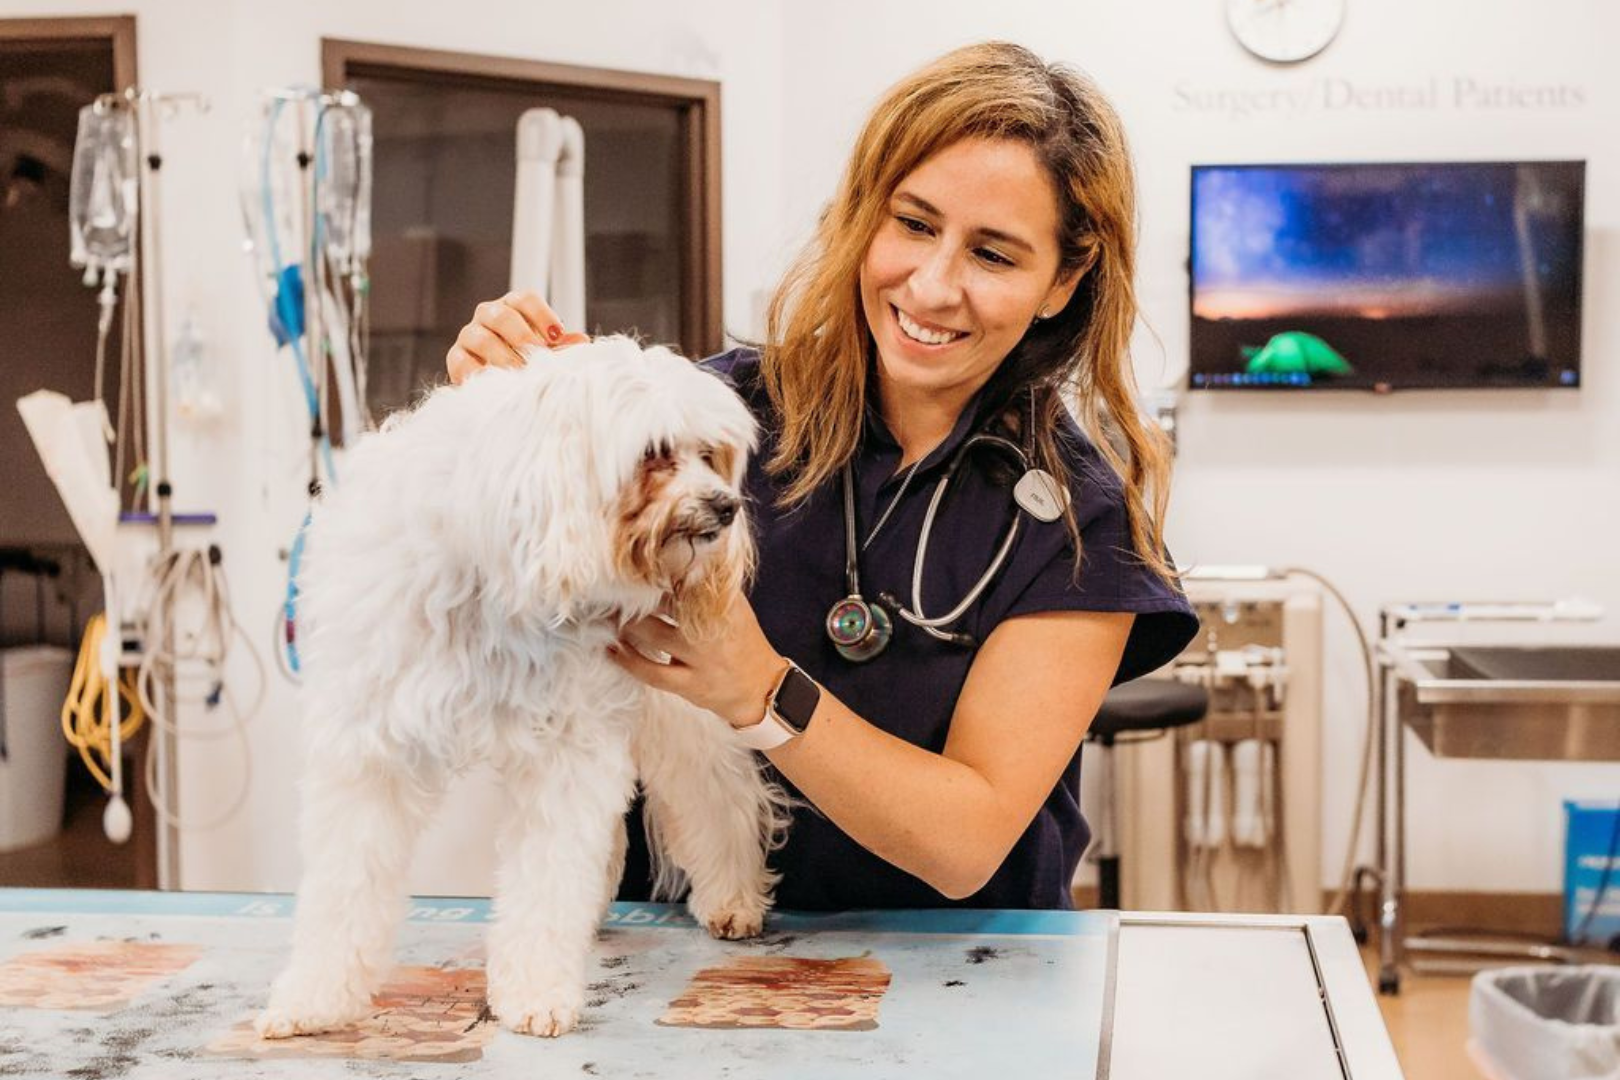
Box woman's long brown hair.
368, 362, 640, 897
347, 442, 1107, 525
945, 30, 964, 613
762, 41, 1177, 584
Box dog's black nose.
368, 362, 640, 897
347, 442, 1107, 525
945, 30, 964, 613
706, 493, 739, 528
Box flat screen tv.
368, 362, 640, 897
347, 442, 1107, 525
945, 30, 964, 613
1188, 161, 1585, 391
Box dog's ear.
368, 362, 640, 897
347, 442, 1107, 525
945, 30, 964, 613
447, 361, 613, 621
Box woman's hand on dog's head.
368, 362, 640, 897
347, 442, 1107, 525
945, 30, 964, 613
446, 291, 591, 385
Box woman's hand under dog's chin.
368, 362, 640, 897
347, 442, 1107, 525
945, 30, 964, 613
607, 592, 787, 729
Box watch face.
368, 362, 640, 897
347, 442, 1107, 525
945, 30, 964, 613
772, 667, 821, 734
1226, 0, 1345, 63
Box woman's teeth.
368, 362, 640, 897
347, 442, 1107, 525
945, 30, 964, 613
896, 308, 964, 346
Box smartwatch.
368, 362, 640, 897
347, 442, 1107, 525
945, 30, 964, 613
735, 661, 821, 751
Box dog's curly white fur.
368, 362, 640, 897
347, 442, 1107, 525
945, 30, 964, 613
257, 337, 785, 1040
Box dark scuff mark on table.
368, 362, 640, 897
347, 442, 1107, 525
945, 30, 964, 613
586, 977, 643, 1009
462, 1000, 495, 1034
64, 982, 216, 1079
747, 931, 800, 952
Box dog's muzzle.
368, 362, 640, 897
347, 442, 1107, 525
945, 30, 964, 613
683, 493, 740, 543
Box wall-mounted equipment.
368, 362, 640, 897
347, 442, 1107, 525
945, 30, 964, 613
1106, 576, 1324, 915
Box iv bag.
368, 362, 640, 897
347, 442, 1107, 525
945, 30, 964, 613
68, 105, 139, 278
317, 102, 373, 273
241, 94, 304, 283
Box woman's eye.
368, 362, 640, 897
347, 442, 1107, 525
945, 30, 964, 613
897, 215, 930, 235
976, 247, 1014, 268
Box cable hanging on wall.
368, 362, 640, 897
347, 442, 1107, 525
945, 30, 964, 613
240, 87, 373, 680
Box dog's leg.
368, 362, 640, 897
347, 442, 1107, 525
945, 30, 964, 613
636, 695, 782, 940
257, 750, 443, 1038
486, 725, 637, 1037
598, 812, 629, 929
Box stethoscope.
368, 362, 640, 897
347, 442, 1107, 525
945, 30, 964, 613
825, 392, 1070, 661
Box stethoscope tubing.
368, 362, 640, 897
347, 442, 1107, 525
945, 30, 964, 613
839, 422, 1032, 649
902, 433, 1024, 631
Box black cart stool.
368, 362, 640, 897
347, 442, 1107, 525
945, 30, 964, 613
1085, 678, 1209, 910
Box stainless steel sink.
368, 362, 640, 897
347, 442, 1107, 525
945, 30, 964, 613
1385, 644, 1620, 761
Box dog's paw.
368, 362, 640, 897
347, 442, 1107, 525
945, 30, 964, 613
489, 986, 583, 1038
254, 998, 370, 1040
695, 895, 767, 940
255, 974, 373, 1039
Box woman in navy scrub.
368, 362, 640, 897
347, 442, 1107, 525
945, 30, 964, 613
446, 42, 1198, 911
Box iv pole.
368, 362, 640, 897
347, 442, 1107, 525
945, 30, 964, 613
127, 86, 206, 890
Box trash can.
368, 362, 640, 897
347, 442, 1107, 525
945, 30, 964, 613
1471, 966, 1620, 1080
0, 646, 74, 852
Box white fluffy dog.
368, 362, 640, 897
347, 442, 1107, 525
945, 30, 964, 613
257, 337, 783, 1040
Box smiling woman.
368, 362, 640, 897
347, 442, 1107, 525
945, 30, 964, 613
448, 41, 1198, 914
860, 137, 1079, 461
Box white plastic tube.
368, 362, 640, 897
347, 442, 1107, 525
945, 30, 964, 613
1232, 738, 1276, 849
1184, 740, 1230, 850
510, 108, 586, 329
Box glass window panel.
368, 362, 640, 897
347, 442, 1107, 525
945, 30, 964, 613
348, 73, 686, 418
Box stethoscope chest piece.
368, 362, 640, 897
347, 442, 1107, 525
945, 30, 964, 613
827, 594, 893, 662
1014, 467, 1068, 523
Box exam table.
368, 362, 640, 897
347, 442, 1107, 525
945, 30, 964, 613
0, 889, 1403, 1078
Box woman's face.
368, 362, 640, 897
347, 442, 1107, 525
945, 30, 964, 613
860, 136, 1078, 414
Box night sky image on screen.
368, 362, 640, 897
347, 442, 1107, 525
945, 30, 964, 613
1189, 162, 1584, 390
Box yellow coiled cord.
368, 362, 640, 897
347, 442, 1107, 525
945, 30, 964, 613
60, 613, 145, 793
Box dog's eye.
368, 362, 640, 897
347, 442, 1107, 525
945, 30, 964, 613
699, 447, 718, 470
641, 442, 676, 473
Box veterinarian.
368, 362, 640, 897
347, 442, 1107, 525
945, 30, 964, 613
446, 42, 1198, 911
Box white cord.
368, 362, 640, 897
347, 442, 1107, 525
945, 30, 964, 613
132, 545, 266, 832
1277, 566, 1377, 915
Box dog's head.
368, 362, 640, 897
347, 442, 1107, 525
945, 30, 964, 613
452, 336, 755, 635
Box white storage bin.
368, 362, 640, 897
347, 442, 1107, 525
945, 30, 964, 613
0, 646, 74, 852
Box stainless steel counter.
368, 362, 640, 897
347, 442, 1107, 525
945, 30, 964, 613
1388, 643, 1620, 761
1376, 628, 1620, 993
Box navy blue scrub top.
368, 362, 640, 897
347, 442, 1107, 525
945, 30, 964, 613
618, 347, 1198, 911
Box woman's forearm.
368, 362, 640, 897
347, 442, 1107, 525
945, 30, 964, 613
764, 689, 1016, 900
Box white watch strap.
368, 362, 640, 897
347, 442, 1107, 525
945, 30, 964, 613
734, 710, 798, 751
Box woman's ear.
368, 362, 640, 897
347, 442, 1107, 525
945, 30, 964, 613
1042, 263, 1086, 320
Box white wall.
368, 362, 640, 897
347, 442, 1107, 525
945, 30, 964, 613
6, 0, 1615, 897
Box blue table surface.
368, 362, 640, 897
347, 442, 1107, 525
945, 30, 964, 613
0, 888, 1114, 1079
